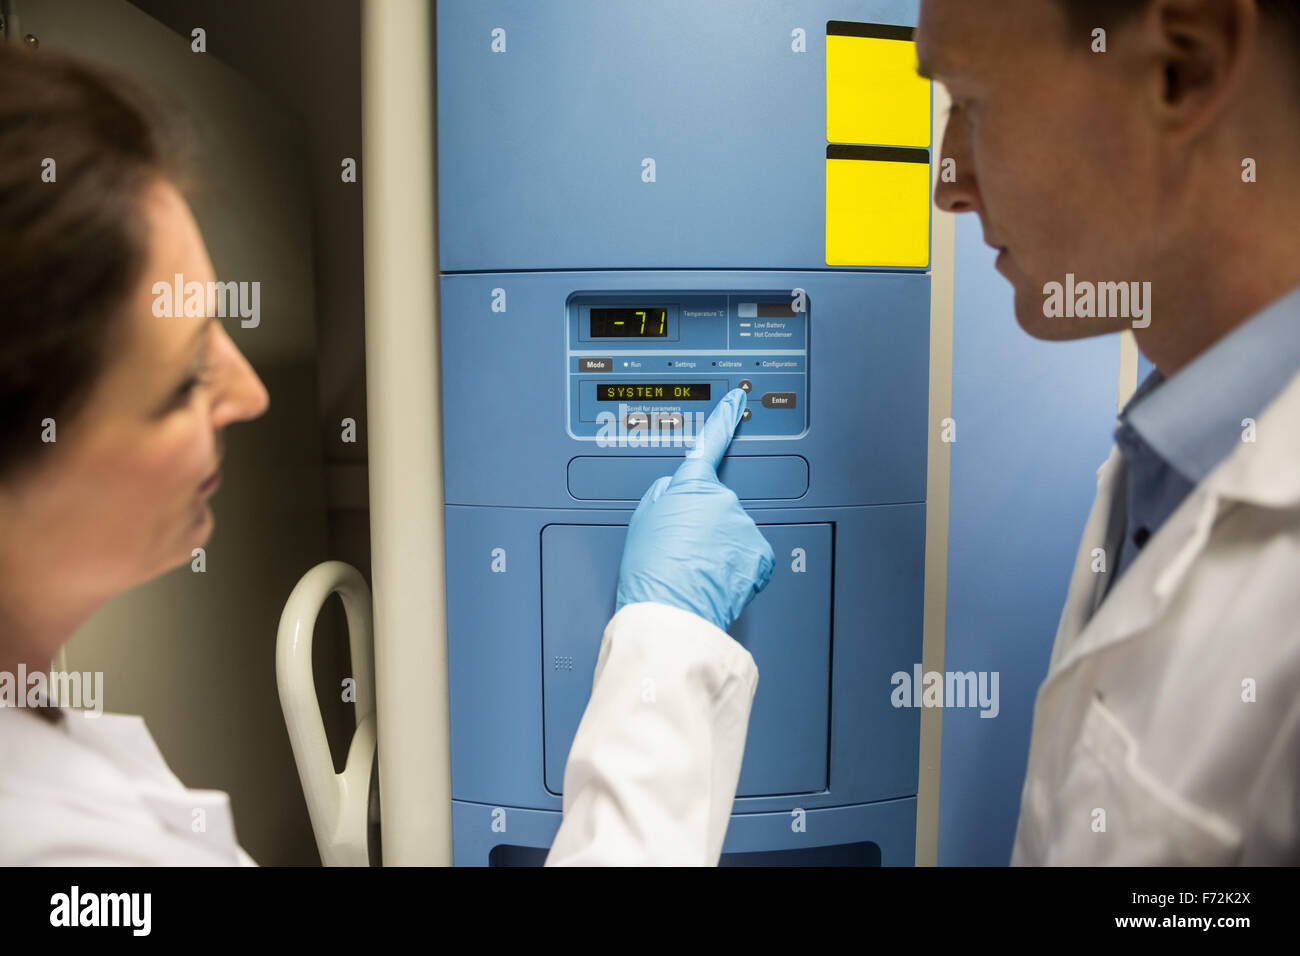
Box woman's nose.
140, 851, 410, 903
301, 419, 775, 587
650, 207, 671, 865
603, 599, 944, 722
211, 325, 269, 426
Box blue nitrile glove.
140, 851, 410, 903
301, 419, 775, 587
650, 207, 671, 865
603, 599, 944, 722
615, 388, 776, 632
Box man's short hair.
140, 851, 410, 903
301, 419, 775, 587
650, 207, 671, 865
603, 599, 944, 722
1059, 0, 1300, 69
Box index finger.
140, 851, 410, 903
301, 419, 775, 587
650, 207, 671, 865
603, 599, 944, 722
684, 387, 746, 471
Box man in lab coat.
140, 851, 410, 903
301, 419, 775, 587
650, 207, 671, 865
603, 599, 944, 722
548, 0, 1300, 865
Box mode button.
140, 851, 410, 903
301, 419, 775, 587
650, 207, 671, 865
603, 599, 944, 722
579, 357, 613, 372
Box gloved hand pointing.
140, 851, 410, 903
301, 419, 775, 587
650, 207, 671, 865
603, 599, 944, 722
615, 388, 776, 632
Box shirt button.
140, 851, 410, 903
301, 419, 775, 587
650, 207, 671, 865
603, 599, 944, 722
1134, 527, 1151, 548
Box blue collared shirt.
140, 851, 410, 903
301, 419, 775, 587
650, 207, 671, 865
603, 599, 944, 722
1106, 284, 1300, 594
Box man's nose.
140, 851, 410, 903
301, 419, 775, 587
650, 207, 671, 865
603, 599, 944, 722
934, 113, 979, 215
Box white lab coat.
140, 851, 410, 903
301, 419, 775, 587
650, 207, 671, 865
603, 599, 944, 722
1011, 366, 1300, 865
550, 368, 1300, 866
0, 706, 256, 865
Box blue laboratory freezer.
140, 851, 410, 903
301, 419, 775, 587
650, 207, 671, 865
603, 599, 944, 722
438, 0, 931, 865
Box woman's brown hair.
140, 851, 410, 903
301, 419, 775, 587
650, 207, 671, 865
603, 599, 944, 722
0, 41, 190, 481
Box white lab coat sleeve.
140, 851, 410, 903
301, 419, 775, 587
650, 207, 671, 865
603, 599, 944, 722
545, 602, 758, 866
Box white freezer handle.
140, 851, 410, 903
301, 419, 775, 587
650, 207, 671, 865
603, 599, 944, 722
276, 561, 376, 867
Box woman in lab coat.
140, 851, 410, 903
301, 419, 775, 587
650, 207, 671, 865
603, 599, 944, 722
0, 45, 268, 864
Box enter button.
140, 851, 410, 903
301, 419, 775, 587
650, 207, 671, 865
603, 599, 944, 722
761, 392, 797, 409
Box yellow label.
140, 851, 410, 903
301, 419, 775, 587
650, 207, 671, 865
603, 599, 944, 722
827, 34, 931, 148
826, 157, 931, 267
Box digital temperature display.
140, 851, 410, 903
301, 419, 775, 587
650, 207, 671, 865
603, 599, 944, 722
590, 308, 668, 338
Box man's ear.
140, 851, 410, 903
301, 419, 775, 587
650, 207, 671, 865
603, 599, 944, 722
1143, 0, 1257, 140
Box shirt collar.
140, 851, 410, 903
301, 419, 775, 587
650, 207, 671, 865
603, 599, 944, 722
1120, 283, 1300, 483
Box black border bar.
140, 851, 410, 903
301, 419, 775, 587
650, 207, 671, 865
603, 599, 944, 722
826, 144, 930, 164
827, 20, 916, 42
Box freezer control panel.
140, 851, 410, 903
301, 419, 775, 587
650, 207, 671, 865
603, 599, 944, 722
566, 291, 809, 441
